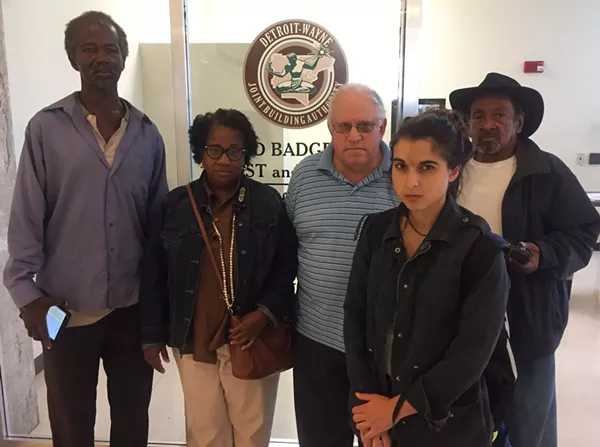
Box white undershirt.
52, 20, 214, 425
457, 156, 517, 236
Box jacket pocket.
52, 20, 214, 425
453, 382, 481, 407
160, 227, 189, 247
414, 263, 462, 317
251, 220, 277, 262
252, 220, 276, 236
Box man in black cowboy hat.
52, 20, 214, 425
451, 73, 600, 447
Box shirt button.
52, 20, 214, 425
241, 249, 247, 255
396, 376, 401, 382
403, 284, 408, 290
108, 223, 114, 227
461, 217, 469, 223
397, 333, 403, 339
238, 221, 244, 227
413, 365, 420, 370
395, 247, 401, 254
401, 420, 407, 425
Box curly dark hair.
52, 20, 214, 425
189, 109, 259, 165
64, 11, 129, 66
390, 108, 475, 199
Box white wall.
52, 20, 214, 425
420, 0, 600, 191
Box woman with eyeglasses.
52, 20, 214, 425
344, 109, 512, 447
140, 109, 297, 447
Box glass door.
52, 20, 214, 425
181, 0, 406, 192
177, 0, 406, 442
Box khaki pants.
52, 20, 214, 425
174, 345, 280, 447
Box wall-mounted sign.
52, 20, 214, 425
243, 19, 348, 129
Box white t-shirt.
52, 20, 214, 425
458, 156, 517, 236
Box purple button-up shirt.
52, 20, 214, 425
3, 93, 168, 311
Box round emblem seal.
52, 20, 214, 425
243, 19, 348, 129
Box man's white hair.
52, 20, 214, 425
327, 83, 387, 124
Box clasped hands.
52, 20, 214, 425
352, 393, 417, 447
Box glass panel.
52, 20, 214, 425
179, 0, 404, 443
184, 1, 403, 193
0, 1, 184, 443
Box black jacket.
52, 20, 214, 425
140, 174, 298, 349
502, 139, 600, 360
344, 199, 511, 447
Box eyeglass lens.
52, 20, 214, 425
333, 121, 377, 134
205, 145, 245, 161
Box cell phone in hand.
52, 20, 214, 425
46, 306, 71, 340
506, 244, 532, 265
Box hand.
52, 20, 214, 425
360, 430, 373, 447
144, 344, 170, 374
507, 242, 540, 275
229, 310, 269, 350
376, 431, 392, 447
19, 295, 66, 350
361, 430, 392, 447
353, 393, 398, 440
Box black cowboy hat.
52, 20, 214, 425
449, 72, 544, 137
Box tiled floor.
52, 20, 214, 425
15, 255, 600, 446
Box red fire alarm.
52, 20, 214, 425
524, 61, 544, 73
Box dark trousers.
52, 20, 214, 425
293, 332, 357, 447
44, 304, 153, 447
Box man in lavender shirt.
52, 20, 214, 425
3, 11, 168, 447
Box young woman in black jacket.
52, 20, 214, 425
344, 109, 511, 447
140, 109, 297, 447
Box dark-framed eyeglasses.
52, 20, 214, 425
205, 145, 246, 161
332, 120, 379, 134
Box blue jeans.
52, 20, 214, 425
502, 354, 557, 447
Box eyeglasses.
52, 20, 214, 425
205, 145, 246, 161
332, 120, 379, 134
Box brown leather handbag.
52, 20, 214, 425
186, 184, 293, 380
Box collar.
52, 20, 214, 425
512, 138, 551, 181
193, 172, 249, 211
204, 176, 242, 210
317, 141, 392, 176
43, 92, 147, 124
79, 97, 131, 123
383, 195, 463, 245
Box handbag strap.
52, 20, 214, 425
185, 183, 225, 296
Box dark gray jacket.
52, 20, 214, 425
501, 139, 600, 360
344, 200, 510, 447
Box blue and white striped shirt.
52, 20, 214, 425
285, 143, 397, 352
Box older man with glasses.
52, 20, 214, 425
285, 83, 397, 447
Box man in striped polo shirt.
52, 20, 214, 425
285, 84, 397, 446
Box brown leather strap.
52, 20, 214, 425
185, 184, 225, 294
